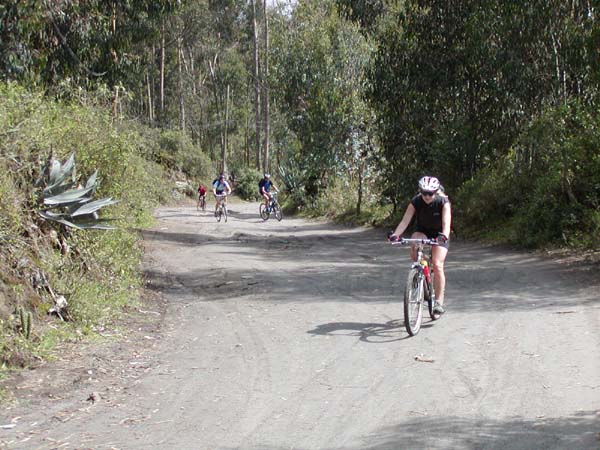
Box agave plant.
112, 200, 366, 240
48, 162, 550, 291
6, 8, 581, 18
36, 153, 118, 230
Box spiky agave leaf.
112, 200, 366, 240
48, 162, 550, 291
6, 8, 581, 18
43, 186, 95, 206
48, 159, 62, 186
48, 153, 75, 186
71, 198, 118, 217
38, 211, 116, 230
44, 154, 77, 196
38, 153, 117, 231
85, 170, 99, 189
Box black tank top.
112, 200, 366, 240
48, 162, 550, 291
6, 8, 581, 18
410, 194, 448, 233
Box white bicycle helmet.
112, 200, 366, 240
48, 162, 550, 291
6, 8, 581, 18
418, 176, 440, 192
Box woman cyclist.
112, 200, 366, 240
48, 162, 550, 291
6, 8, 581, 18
388, 176, 451, 315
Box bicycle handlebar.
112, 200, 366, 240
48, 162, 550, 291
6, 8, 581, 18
391, 238, 439, 246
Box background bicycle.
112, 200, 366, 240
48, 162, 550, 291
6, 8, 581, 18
259, 192, 282, 221
214, 194, 228, 222
197, 195, 206, 211
392, 237, 441, 336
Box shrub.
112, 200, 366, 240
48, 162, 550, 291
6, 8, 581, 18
0, 81, 171, 369
233, 167, 263, 200
455, 101, 600, 249
157, 130, 214, 181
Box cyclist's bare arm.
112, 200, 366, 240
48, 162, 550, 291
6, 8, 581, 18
441, 202, 451, 238
392, 203, 416, 237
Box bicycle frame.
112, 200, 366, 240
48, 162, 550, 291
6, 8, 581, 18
216, 194, 227, 208
267, 192, 278, 210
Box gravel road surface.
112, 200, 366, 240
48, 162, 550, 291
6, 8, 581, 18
2, 199, 599, 449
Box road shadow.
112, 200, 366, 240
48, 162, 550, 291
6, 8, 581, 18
307, 320, 412, 342
142, 222, 599, 314
225, 410, 599, 450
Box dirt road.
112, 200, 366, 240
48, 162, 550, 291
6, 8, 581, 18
2, 199, 599, 449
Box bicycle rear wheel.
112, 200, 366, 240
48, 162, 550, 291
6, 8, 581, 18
404, 268, 424, 336
259, 204, 269, 221
273, 203, 283, 221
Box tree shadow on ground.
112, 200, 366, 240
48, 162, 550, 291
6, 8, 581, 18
224, 410, 599, 450
142, 226, 599, 314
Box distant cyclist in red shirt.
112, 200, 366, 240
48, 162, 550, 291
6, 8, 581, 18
197, 182, 207, 210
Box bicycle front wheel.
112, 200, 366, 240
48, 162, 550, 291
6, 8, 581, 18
216, 208, 222, 222
404, 268, 424, 336
273, 203, 283, 221
259, 204, 269, 221
223, 206, 228, 222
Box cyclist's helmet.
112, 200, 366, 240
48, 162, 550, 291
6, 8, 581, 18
418, 176, 440, 192
264, 173, 270, 179
219, 174, 225, 180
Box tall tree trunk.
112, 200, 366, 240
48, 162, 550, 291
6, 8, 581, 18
190, 49, 196, 96
222, 84, 230, 174
357, 165, 363, 216
160, 21, 165, 116
208, 55, 222, 163
245, 114, 250, 166
146, 71, 153, 122
113, 84, 120, 119
251, 0, 262, 170
262, 0, 270, 174
177, 39, 185, 132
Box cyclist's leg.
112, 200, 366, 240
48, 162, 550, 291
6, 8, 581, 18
262, 192, 270, 207
431, 245, 449, 305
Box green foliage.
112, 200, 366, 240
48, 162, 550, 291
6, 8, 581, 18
234, 167, 263, 201
278, 161, 307, 207
271, 0, 376, 197
456, 101, 600, 248
369, 0, 599, 203
17, 306, 32, 340
0, 81, 171, 368
157, 130, 214, 181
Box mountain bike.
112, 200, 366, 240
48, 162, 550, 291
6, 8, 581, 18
214, 194, 228, 222
197, 194, 206, 211
391, 238, 441, 336
259, 192, 282, 221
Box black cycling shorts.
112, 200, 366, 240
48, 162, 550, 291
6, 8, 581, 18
415, 227, 450, 250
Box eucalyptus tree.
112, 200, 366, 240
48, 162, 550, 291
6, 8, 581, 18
0, 1, 177, 103
271, 0, 375, 201
369, 0, 597, 202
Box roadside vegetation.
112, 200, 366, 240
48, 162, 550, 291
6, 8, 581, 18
0, 82, 185, 381
1, 0, 599, 378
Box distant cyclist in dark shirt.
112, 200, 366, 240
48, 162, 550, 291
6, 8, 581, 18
259, 173, 279, 209
388, 176, 452, 315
